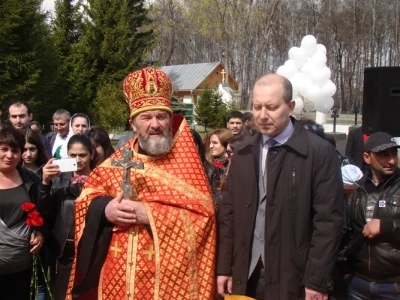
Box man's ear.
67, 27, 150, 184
129, 118, 137, 133
29, 113, 33, 121
363, 151, 371, 165
288, 100, 296, 116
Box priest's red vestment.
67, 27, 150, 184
66, 117, 216, 300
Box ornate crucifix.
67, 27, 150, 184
111, 147, 144, 201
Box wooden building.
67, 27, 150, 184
161, 62, 239, 104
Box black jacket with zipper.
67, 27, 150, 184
345, 167, 400, 283
17, 165, 41, 208
39, 171, 80, 258
17, 165, 51, 237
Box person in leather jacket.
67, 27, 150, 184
344, 132, 400, 298
40, 134, 94, 300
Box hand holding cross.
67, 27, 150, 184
111, 147, 144, 201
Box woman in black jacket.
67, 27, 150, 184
40, 134, 94, 300
0, 127, 45, 300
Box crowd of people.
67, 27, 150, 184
0, 68, 399, 300
0, 100, 117, 300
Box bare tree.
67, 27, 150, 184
149, 0, 399, 113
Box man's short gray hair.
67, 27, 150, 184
52, 109, 71, 121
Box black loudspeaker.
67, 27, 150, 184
362, 67, 400, 136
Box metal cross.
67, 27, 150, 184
111, 147, 144, 201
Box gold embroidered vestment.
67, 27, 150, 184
67, 118, 216, 300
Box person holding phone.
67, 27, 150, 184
40, 134, 94, 300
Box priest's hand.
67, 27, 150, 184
217, 275, 232, 297
105, 192, 149, 226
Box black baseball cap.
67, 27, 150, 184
364, 132, 400, 152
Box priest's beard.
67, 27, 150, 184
138, 130, 173, 156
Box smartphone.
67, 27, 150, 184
53, 158, 78, 172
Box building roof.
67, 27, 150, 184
161, 62, 221, 90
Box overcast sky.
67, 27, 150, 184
42, 0, 55, 13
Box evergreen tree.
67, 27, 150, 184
171, 96, 187, 115
75, 0, 156, 126
53, 0, 82, 58
211, 93, 228, 129
194, 88, 214, 132
29, 25, 64, 126
194, 87, 227, 131
92, 80, 129, 131
51, 0, 84, 113
0, 0, 48, 106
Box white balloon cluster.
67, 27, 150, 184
276, 35, 336, 115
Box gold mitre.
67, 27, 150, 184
123, 67, 173, 119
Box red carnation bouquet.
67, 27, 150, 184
21, 202, 53, 299
21, 202, 44, 227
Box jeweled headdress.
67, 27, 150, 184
123, 67, 173, 119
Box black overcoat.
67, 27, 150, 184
217, 119, 344, 299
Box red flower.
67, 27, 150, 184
21, 202, 43, 228
28, 211, 40, 219
213, 161, 223, 168
21, 202, 36, 212
26, 217, 35, 227
30, 215, 44, 227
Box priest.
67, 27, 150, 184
66, 67, 216, 300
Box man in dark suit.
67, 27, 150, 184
217, 74, 344, 300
